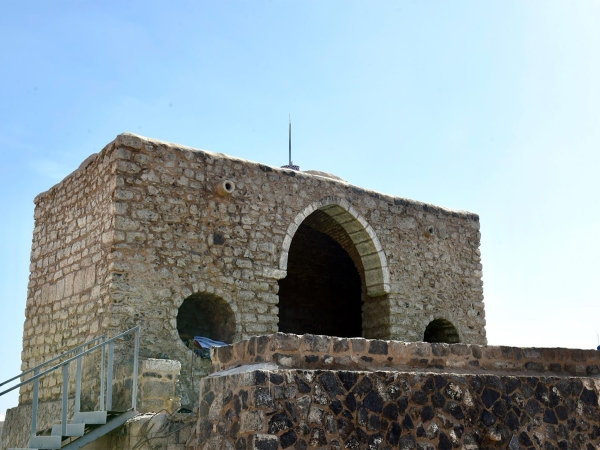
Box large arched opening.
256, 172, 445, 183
278, 198, 391, 338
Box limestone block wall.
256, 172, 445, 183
100, 133, 485, 404
19, 149, 117, 403
103, 133, 484, 345
19, 132, 485, 407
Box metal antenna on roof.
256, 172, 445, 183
281, 115, 299, 171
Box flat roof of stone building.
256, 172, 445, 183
35, 132, 479, 222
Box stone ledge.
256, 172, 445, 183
211, 333, 600, 378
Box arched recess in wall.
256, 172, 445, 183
277, 197, 391, 338
423, 318, 460, 344
176, 292, 236, 348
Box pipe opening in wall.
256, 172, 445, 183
215, 180, 235, 196
177, 292, 235, 347
423, 319, 460, 344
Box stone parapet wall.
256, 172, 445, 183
193, 337, 600, 450
193, 368, 600, 450
212, 334, 600, 379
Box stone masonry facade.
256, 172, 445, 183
20, 132, 485, 408
191, 334, 600, 450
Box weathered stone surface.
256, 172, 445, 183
185, 335, 600, 450
17, 133, 487, 413
13, 134, 600, 450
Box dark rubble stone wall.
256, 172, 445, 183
194, 369, 600, 450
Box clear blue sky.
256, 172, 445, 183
2, 1, 599, 416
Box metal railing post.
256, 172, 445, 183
1, 326, 140, 442
100, 336, 106, 411
75, 347, 82, 414
131, 326, 140, 410
61, 364, 69, 436
30, 367, 40, 438
0, 336, 105, 390
106, 340, 114, 411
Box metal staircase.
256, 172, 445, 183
0, 326, 140, 450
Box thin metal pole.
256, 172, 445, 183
106, 341, 114, 411
100, 336, 106, 410
288, 116, 292, 165
30, 367, 40, 438
61, 364, 69, 436
75, 348, 82, 414
131, 326, 140, 410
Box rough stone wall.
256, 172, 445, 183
192, 335, 600, 450
193, 369, 600, 450
104, 133, 484, 345
111, 358, 183, 414
19, 132, 485, 407
100, 133, 485, 404
19, 149, 117, 404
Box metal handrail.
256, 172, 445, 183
0, 327, 137, 396
0, 335, 105, 389
0, 326, 140, 440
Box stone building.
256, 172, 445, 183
18, 132, 485, 408
6, 133, 600, 450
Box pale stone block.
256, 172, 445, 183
115, 188, 134, 200
84, 266, 95, 290
73, 270, 85, 294
115, 216, 139, 231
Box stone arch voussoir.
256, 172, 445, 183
279, 197, 390, 297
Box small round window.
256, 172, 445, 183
423, 319, 460, 344
177, 292, 235, 349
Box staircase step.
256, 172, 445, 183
29, 435, 62, 449
72, 410, 107, 425
51, 423, 85, 437
61, 410, 138, 450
